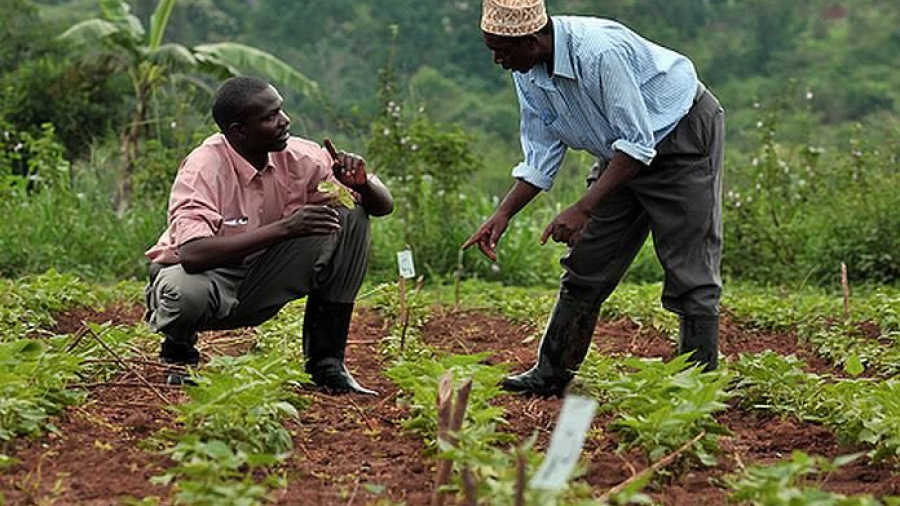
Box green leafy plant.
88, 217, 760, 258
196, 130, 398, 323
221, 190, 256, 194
174, 353, 310, 455
0, 340, 84, 463
316, 180, 355, 209
158, 352, 311, 504
584, 354, 732, 467
386, 353, 508, 448
151, 437, 281, 506
727, 451, 885, 506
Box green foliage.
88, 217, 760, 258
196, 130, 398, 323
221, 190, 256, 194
174, 353, 310, 455
823, 379, 900, 462
0, 190, 162, 280
0, 270, 102, 342
378, 291, 614, 505
731, 351, 825, 419
2, 0, 900, 287
723, 86, 899, 285
727, 451, 887, 506
316, 180, 355, 209
364, 39, 482, 279
0, 340, 85, 463
385, 353, 508, 449
733, 352, 900, 461
602, 284, 679, 336
724, 284, 900, 375
253, 299, 306, 360
1, 54, 129, 160
158, 352, 310, 504
151, 437, 280, 506
583, 355, 732, 467
0, 119, 70, 195
0, 0, 44, 74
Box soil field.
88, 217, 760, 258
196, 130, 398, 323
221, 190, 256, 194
2, 303, 898, 505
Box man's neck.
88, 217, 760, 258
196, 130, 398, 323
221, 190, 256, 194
241, 152, 269, 171
542, 21, 555, 75
227, 137, 268, 171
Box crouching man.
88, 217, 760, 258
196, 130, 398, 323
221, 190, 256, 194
144, 76, 393, 395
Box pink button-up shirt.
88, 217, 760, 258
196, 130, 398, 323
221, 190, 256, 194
145, 133, 344, 265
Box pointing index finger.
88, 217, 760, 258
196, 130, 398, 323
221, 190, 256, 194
323, 139, 339, 160
540, 223, 553, 245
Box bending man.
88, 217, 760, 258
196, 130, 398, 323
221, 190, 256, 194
464, 0, 725, 396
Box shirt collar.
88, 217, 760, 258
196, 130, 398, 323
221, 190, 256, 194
526, 18, 575, 90
221, 134, 274, 186
550, 18, 575, 79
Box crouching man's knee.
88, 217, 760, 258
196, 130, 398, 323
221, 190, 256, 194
146, 264, 216, 344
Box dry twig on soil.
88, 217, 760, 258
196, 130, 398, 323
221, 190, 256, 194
596, 431, 706, 502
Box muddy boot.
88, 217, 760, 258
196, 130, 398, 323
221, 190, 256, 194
303, 296, 378, 396
678, 315, 719, 372
502, 290, 600, 397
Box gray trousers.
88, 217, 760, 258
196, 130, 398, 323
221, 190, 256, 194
145, 206, 371, 346
563, 89, 725, 316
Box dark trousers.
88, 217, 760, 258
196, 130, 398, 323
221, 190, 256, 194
563, 88, 725, 316
145, 206, 371, 346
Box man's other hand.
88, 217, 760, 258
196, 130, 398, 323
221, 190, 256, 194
541, 205, 590, 247
283, 205, 341, 237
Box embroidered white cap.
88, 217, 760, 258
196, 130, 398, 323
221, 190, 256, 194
481, 0, 548, 37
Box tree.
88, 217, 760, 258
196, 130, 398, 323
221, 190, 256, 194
58, 0, 319, 215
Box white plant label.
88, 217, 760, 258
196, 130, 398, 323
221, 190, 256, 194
530, 395, 598, 491
397, 250, 416, 279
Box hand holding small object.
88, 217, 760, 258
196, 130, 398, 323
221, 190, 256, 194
324, 138, 367, 189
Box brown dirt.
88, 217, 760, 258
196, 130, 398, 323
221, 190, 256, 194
2, 303, 898, 505
51, 303, 147, 335
421, 309, 900, 504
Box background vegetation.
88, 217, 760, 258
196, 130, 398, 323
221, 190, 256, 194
0, 0, 897, 288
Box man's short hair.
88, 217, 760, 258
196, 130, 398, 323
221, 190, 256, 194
212, 77, 271, 131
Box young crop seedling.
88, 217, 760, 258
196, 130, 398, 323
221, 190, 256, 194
726, 451, 883, 505
317, 180, 356, 209
582, 354, 732, 469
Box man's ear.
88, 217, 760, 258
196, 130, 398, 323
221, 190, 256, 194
225, 122, 245, 138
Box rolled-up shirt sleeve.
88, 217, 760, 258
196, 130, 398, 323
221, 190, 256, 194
596, 49, 657, 165
168, 171, 222, 247
510, 82, 567, 191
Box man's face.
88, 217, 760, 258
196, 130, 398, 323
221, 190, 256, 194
238, 85, 292, 153
483, 32, 539, 73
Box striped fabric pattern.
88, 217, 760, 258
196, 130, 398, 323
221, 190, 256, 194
510, 16, 699, 190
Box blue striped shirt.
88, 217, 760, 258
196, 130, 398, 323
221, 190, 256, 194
511, 16, 699, 190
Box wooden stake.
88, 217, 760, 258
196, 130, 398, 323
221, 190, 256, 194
449, 380, 472, 435
841, 262, 851, 318
514, 446, 526, 506
432, 372, 454, 506
461, 467, 478, 506
399, 276, 409, 349
454, 249, 465, 312
432, 375, 474, 506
